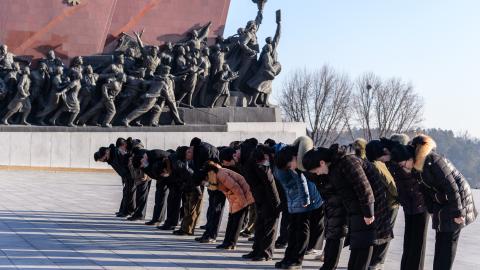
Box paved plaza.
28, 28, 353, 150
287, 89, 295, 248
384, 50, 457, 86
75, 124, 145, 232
0, 170, 478, 270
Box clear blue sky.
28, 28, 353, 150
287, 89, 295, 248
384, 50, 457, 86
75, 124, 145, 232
224, 0, 480, 137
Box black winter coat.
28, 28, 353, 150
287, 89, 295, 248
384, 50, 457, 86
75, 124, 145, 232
329, 153, 376, 248
107, 144, 130, 179
244, 161, 281, 211
192, 141, 219, 183
415, 152, 478, 232
143, 149, 170, 181
309, 174, 347, 240
387, 161, 427, 215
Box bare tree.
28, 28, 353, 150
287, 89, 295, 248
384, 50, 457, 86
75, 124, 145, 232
352, 73, 424, 140
279, 66, 352, 146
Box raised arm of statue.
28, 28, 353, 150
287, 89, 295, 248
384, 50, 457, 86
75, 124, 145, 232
255, 10, 263, 28
272, 10, 281, 50
134, 30, 147, 56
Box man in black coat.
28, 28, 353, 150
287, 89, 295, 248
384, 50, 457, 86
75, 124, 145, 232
132, 148, 170, 226
185, 138, 222, 243
242, 144, 281, 261
94, 143, 136, 217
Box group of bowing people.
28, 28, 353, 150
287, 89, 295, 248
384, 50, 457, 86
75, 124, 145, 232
94, 133, 477, 270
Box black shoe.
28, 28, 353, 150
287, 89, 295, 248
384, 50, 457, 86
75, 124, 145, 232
116, 212, 128, 218
199, 225, 207, 230
252, 256, 272, 262
240, 231, 252, 238
145, 220, 159, 226
127, 216, 144, 221
216, 243, 235, 250
248, 237, 255, 242
275, 242, 287, 249
157, 224, 176, 230
197, 237, 216, 243
173, 230, 193, 236
242, 252, 256, 259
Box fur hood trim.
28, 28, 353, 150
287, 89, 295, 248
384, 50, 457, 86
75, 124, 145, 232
293, 136, 314, 171
413, 134, 437, 172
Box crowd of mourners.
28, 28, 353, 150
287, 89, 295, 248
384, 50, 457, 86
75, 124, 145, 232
94, 133, 478, 270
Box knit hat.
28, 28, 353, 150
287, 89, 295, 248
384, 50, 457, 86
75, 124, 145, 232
366, 140, 385, 162
353, 138, 368, 159
390, 134, 410, 146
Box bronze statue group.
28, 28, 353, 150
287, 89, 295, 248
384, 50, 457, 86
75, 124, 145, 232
0, 5, 281, 127
94, 134, 477, 270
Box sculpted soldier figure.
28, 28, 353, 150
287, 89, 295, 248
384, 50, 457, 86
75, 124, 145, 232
102, 54, 124, 76
116, 68, 148, 119
69, 56, 84, 76
194, 47, 211, 107
0, 44, 15, 72
30, 62, 51, 112
1, 67, 32, 125
210, 63, 238, 108
121, 73, 162, 127
152, 65, 184, 125
123, 48, 138, 75
78, 65, 99, 115
37, 66, 66, 125
230, 6, 263, 92
247, 10, 282, 107
176, 57, 202, 108
2, 62, 21, 105
43, 50, 64, 74
160, 42, 175, 67
78, 72, 126, 127
134, 30, 161, 78
50, 70, 82, 126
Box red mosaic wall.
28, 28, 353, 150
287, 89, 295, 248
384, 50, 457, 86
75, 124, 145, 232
0, 0, 231, 61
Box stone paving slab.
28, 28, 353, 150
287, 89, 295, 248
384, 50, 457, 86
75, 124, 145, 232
0, 170, 478, 269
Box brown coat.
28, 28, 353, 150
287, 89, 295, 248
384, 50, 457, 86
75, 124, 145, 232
217, 168, 255, 213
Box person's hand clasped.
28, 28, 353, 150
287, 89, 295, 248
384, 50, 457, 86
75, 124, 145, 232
364, 216, 375, 225
454, 216, 465, 225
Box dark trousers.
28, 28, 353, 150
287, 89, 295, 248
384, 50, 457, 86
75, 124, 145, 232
401, 211, 429, 270
223, 207, 248, 246
283, 207, 323, 265
132, 181, 151, 218
321, 237, 345, 270
252, 203, 280, 259
370, 207, 399, 269
276, 210, 290, 245
202, 189, 226, 239
307, 206, 325, 250
164, 184, 182, 226
348, 247, 373, 270
119, 176, 136, 214
150, 181, 168, 223
433, 229, 461, 270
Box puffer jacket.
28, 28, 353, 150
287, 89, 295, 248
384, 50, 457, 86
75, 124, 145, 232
387, 161, 427, 215
274, 168, 322, 214
412, 135, 478, 232
329, 150, 376, 248
307, 173, 347, 240
216, 168, 255, 214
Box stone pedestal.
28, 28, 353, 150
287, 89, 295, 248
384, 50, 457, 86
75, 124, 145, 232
0, 122, 305, 170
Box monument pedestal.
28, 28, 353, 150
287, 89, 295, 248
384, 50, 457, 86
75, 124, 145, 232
0, 120, 305, 170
